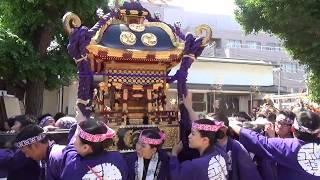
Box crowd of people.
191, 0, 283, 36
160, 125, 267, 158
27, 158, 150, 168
0, 94, 319, 180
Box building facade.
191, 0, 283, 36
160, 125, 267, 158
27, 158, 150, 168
142, 2, 306, 94
140, 2, 306, 115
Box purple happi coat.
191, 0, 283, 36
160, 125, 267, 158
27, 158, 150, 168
170, 146, 228, 180
60, 146, 128, 180
253, 155, 277, 180
0, 148, 41, 180
239, 128, 320, 180
0, 170, 7, 179
126, 149, 171, 180
45, 143, 66, 180
215, 138, 262, 180
59, 128, 128, 180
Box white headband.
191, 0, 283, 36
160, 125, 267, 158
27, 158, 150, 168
15, 134, 46, 148
293, 120, 320, 135
276, 114, 293, 125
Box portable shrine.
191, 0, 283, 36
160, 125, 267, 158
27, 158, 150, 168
63, 0, 211, 151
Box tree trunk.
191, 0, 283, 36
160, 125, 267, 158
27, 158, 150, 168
25, 25, 53, 118
25, 79, 45, 118
33, 25, 54, 55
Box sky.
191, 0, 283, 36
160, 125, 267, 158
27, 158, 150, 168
160, 0, 236, 16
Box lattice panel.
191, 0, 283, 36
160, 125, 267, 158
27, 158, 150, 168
106, 69, 165, 85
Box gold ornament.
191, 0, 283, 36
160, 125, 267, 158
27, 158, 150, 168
141, 33, 157, 46
132, 94, 143, 98
129, 24, 145, 32
165, 83, 170, 90
120, 31, 136, 46
123, 130, 133, 147
99, 82, 108, 92
63, 12, 81, 35
160, 126, 179, 149
195, 24, 212, 47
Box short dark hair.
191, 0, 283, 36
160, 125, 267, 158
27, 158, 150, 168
242, 122, 264, 134
266, 112, 276, 123
37, 113, 52, 124
7, 117, 16, 128
279, 110, 296, 121
212, 113, 229, 126
15, 124, 48, 145
53, 112, 65, 121
235, 111, 252, 122
294, 111, 320, 143
8, 115, 34, 128
78, 119, 113, 154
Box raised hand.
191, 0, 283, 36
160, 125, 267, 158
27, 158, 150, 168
171, 141, 183, 156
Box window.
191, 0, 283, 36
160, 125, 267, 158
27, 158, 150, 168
294, 88, 301, 93
246, 41, 261, 50
192, 93, 204, 101
226, 39, 242, 48
282, 62, 298, 73
192, 93, 207, 112
212, 38, 222, 48
264, 43, 281, 51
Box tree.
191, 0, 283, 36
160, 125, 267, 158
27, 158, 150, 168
234, 0, 320, 102
0, 0, 108, 117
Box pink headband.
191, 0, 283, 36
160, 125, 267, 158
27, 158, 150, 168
192, 122, 225, 132
15, 134, 46, 148
138, 130, 166, 145
78, 124, 115, 142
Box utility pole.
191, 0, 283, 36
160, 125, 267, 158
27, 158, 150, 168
212, 84, 222, 113
278, 67, 281, 96
273, 64, 282, 110
278, 64, 282, 110
209, 85, 212, 113
57, 75, 64, 113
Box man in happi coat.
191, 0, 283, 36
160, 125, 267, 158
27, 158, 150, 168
230, 111, 320, 180
170, 119, 229, 180
126, 129, 171, 180
0, 115, 41, 180
14, 124, 66, 180
0, 148, 41, 180
60, 119, 128, 180
210, 114, 262, 180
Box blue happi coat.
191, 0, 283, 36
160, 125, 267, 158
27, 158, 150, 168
0, 148, 41, 180
59, 126, 128, 180
169, 146, 228, 180
126, 149, 171, 180
240, 128, 320, 180
215, 138, 262, 180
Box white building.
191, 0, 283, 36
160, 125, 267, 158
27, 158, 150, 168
166, 57, 276, 115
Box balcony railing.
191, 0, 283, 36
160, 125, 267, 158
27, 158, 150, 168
225, 43, 283, 52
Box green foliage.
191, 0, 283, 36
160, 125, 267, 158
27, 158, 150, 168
0, 0, 109, 90
307, 72, 320, 102
0, 23, 37, 84
235, 0, 320, 102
